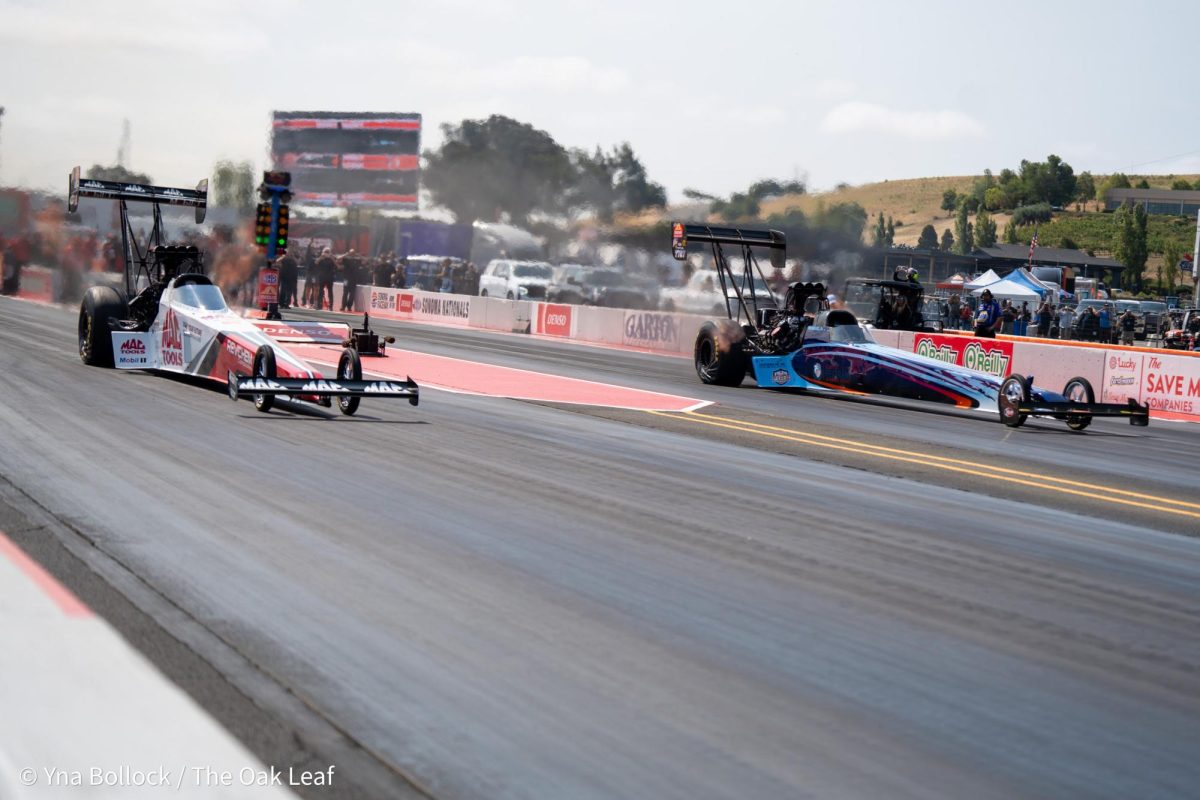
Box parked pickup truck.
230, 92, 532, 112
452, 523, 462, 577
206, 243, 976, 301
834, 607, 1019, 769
659, 269, 778, 315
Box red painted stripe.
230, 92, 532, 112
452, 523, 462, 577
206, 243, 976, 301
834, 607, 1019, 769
0, 531, 92, 618
288, 344, 708, 412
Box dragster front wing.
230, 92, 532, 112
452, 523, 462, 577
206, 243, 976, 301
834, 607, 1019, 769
228, 373, 420, 406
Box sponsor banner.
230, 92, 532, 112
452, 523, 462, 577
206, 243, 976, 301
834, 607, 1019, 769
368, 287, 398, 312
397, 293, 414, 314
912, 333, 1014, 378
622, 311, 680, 351
1138, 352, 1200, 418
113, 333, 153, 368
536, 303, 573, 337
1101, 351, 1143, 405
411, 293, 471, 323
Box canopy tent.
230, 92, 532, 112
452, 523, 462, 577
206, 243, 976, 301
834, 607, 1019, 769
1004, 267, 1054, 294
970, 277, 1042, 303
965, 269, 1001, 290
937, 272, 969, 290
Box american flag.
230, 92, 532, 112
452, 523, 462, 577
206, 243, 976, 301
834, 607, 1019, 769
1028, 229, 1039, 266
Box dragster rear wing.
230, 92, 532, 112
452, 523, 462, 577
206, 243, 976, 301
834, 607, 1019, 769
671, 222, 786, 265
68, 166, 209, 223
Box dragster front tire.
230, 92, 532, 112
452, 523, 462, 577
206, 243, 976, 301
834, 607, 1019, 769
252, 346, 277, 413
337, 347, 362, 416
694, 321, 746, 386
78, 286, 127, 367
1063, 376, 1095, 432
998, 374, 1029, 428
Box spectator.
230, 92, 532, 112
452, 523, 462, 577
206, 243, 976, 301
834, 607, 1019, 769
276, 251, 298, 309
315, 247, 337, 310
1036, 301, 1053, 337
301, 242, 318, 307
1057, 304, 1076, 340
974, 289, 1002, 338
1098, 305, 1112, 343
1075, 306, 1099, 341
1118, 307, 1137, 346
1001, 301, 1017, 335
437, 258, 453, 293
373, 252, 395, 287
959, 302, 973, 331
947, 294, 961, 329
393, 257, 409, 289
340, 249, 362, 311
464, 261, 480, 295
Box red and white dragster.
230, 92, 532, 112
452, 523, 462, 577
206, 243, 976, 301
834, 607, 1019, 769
70, 167, 418, 414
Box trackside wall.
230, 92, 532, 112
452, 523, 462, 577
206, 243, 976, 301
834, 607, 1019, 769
299, 279, 1200, 423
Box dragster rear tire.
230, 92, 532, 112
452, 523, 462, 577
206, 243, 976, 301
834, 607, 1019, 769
694, 321, 746, 387
1063, 376, 1094, 432
252, 346, 277, 413
78, 286, 127, 368
999, 374, 1028, 428
337, 347, 362, 416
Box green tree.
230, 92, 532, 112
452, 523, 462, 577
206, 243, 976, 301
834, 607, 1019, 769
917, 224, 939, 250
960, 194, 980, 214
954, 204, 973, 254
983, 186, 1005, 211
885, 216, 895, 247
1160, 240, 1181, 292
211, 160, 256, 214
940, 228, 954, 252
1075, 172, 1095, 210
975, 208, 997, 248
1172, 179, 1193, 191
424, 115, 573, 225
873, 212, 887, 247
1114, 201, 1149, 290
1018, 154, 1076, 207
940, 188, 958, 213
711, 192, 760, 221
1135, 178, 1151, 189
1059, 236, 1079, 250
1194, 179, 1200, 192
1003, 219, 1018, 244
608, 142, 667, 214
85, 164, 152, 185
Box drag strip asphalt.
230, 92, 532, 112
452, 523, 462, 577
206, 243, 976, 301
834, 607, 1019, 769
2, 296, 1200, 800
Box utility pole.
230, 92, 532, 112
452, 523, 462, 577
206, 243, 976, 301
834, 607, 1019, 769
1192, 210, 1199, 307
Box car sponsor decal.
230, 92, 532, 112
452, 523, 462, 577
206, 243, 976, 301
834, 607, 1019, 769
113, 333, 152, 368
622, 311, 678, 350
160, 308, 184, 367
772, 368, 790, 385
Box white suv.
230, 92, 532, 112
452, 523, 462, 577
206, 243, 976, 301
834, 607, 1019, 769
478, 259, 554, 300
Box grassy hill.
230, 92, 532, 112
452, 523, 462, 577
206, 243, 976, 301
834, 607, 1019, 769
758, 173, 1200, 252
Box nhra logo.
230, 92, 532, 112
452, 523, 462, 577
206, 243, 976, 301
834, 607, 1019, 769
119, 338, 146, 355
772, 369, 790, 385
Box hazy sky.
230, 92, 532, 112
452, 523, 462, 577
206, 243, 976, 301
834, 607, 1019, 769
3, 0, 1199, 202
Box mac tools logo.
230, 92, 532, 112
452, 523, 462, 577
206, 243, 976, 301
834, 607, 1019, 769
120, 339, 145, 355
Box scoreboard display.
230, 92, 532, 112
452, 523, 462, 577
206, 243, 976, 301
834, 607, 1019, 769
271, 111, 421, 209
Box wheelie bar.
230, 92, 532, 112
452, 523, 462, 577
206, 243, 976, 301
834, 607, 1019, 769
1018, 398, 1149, 426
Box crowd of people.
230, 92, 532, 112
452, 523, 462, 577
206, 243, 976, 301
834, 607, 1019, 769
272, 244, 482, 312
932, 291, 1159, 343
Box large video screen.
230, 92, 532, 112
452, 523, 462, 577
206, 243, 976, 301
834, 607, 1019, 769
271, 111, 421, 209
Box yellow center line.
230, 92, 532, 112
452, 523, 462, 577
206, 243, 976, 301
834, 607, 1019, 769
688, 411, 1200, 512
647, 411, 1200, 521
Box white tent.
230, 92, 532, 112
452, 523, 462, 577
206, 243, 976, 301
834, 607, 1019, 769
970, 276, 1042, 303
965, 269, 1001, 290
